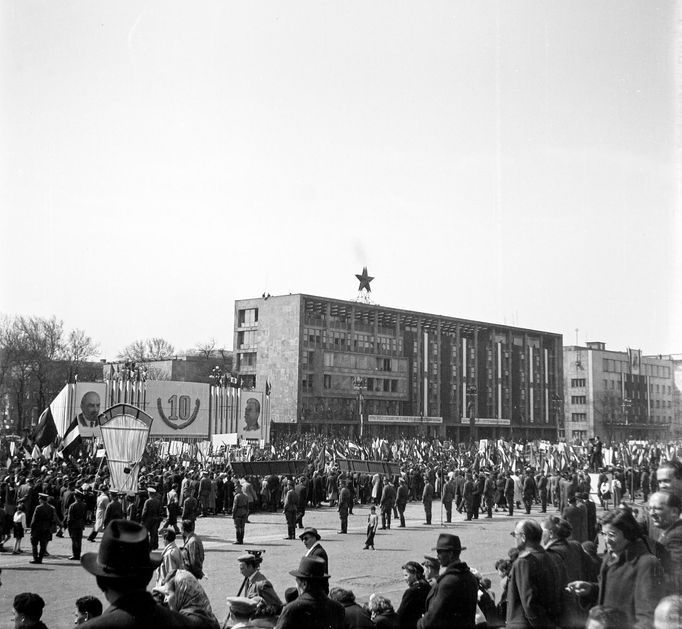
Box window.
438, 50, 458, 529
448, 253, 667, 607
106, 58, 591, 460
237, 330, 256, 348
391, 379, 398, 393
238, 308, 258, 326
572, 430, 587, 440
323, 375, 332, 389
571, 378, 586, 387
571, 396, 586, 405
571, 413, 587, 422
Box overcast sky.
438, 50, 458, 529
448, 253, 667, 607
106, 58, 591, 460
1, 1, 679, 360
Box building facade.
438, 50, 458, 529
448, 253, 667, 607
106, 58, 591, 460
563, 343, 677, 442
234, 294, 563, 441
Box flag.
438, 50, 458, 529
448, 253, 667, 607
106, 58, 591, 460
265, 380, 272, 396
60, 417, 82, 459
33, 407, 58, 448
31, 445, 41, 460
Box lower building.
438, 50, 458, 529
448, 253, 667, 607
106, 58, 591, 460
563, 342, 677, 441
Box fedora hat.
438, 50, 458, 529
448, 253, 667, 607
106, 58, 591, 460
289, 556, 329, 580
226, 596, 258, 617
298, 527, 321, 541
81, 519, 161, 578
432, 533, 466, 553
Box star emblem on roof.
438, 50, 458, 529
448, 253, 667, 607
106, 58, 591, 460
355, 267, 374, 292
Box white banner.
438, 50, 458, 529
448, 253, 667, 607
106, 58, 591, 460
368, 415, 443, 424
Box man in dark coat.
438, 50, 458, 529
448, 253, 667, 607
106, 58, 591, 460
141, 487, 162, 550
463, 473, 475, 520
483, 472, 496, 519
337, 481, 351, 534
79, 519, 188, 628
29, 493, 54, 564
441, 476, 455, 523
504, 473, 516, 517
275, 556, 344, 629
67, 491, 88, 561
537, 472, 549, 513
300, 527, 329, 574
283, 481, 299, 540
294, 477, 308, 528
380, 477, 396, 529
416, 533, 478, 629
396, 478, 409, 527
649, 491, 682, 595
522, 470, 537, 515
232, 483, 249, 545
506, 519, 560, 628
422, 479, 434, 525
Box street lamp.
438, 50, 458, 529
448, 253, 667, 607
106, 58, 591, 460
352, 377, 367, 438
466, 385, 478, 443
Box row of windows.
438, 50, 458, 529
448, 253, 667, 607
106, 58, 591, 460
303, 374, 401, 393
571, 378, 586, 387
571, 396, 587, 405
602, 358, 671, 378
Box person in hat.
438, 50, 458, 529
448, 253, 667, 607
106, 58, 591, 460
299, 527, 328, 574
275, 556, 344, 629
78, 519, 188, 628
66, 490, 88, 560
28, 494, 54, 565
103, 492, 124, 531
396, 478, 409, 527
226, 551, 283, 626
337, 481, 351, 534
416, 534, 478, 629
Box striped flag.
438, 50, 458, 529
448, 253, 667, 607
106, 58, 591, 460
59, 417, 81, 459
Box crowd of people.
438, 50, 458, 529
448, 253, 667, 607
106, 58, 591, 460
0, 432, 681, 628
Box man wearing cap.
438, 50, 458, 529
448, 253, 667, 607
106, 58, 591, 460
380, 476, 396, 530
67, 490, 88, 561
275, 556, 344, 629
233, 484, 250, 545
416, 534, 478, 629
141, 486, 163, 550
299, 527, 328, 574
29, 493, 54, 565
227, 552, 283, 625
78, 519, 188, 628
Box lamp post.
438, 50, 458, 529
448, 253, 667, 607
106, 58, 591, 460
466, 385, 478, 443
352, 377, 367, 439
551, 394, 563, 441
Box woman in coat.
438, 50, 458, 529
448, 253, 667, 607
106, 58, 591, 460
567, 508, 664, 629
396, 561, 430, 629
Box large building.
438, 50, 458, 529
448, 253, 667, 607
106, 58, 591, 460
234, 294, 563, 441
563, 343, 678, 442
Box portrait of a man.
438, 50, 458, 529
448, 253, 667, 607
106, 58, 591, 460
77, 391, 101, 428
243, 397, 261, 431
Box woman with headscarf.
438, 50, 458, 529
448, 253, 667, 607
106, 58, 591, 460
567, 508, 664, 629
396, 561, 430, 629
160, 569, 220, 629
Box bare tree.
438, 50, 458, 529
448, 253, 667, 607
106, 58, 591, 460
118, 337, 175, 361
62, 329, 100, 382
192, 338, 217, 358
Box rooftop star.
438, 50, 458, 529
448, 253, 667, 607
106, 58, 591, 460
355, 267, 374, 292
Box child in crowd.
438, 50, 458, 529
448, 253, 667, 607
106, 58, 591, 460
363, 505, 378, 550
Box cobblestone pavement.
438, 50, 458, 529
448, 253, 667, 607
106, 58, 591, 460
0, 499, 570, 629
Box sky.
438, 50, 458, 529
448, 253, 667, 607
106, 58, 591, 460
1, 1, 679, 360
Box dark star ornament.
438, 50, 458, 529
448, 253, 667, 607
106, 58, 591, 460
355, 267, 374, 292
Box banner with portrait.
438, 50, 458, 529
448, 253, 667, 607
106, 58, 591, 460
238, 391, 264, 442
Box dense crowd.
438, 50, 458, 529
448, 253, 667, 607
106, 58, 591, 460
1, 433, 682, 628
